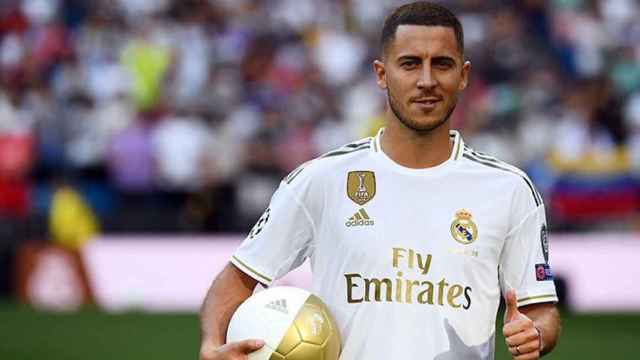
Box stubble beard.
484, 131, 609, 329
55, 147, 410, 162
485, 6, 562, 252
387, 87, 456, 133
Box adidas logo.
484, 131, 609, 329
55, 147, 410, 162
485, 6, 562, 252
345, 208, 374, 227
265, 299, 288, 314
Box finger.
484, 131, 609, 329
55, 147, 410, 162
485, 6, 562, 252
514, 350, 540, 360
504, 289, 520, 323
508, 345, 519, 355
231, 339, 265, 354
509, 343, 540, 359
503, 316, 534, 337
505, 327, 539, 347
515, 339, 542, 354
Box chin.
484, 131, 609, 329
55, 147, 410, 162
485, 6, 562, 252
407, 116, 447, 132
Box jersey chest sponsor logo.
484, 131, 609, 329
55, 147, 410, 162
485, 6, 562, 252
344, 247, 473, 310
450, 209, 478, 245
346, 171, 376, 206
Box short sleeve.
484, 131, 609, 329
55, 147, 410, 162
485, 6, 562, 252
499, 181, 558, 307
231, 161, 320, 286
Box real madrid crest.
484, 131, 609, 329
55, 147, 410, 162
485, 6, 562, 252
450, 209, 478, 245
347, 171, 376, 206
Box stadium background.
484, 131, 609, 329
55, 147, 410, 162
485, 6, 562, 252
1, 0, 639, 358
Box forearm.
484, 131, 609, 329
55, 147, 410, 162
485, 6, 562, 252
200, 263, 259, 349
521, 303, 561, 356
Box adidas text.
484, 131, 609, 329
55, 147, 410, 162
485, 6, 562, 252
346, 219, 375, 227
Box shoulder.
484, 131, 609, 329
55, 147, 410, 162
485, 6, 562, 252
283, 137, 374, 185
460, 144, 543, 208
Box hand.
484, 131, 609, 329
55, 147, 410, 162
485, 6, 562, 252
199, 339, 265, 360
503, 290, 542, 359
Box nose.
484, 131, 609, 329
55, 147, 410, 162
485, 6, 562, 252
417, 65, 437, 89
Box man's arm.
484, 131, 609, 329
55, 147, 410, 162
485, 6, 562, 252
520, 302, 561, 356
503, 290, 561, 359
199, 262, 263, 360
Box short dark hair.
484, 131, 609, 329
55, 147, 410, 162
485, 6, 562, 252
380, 1, 464, 56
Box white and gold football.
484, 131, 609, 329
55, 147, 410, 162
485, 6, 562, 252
226, 286, 341, 360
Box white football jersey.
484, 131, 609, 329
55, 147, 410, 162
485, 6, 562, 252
231, 129, 557, 360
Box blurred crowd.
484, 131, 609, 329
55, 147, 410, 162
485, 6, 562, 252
0, 0, 639, 245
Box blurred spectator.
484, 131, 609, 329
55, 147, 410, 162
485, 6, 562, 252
234, 130, 285, 231
49, 180, 98, 249
151, 111, 218, 191
120, 21, 171, 110
0, 86, 35, 219
107, 115, 154, 192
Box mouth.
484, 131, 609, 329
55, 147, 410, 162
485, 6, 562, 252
411, 97, 442, 111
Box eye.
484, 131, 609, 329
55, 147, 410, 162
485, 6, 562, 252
400, 61, 419, 70
433, 59, 454, 70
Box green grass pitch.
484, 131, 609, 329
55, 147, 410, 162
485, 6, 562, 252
1, 303, 638, 359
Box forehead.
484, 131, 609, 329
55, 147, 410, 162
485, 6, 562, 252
386, 25, 461, 60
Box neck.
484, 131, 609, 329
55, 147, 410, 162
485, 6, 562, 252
380, 115, 453, 169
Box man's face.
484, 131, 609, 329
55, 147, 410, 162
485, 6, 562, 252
374, 25, 470, 132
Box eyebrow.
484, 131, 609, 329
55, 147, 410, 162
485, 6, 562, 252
396, 54, 458, 65
432, 56, 457, 65
397, 55, 422, 63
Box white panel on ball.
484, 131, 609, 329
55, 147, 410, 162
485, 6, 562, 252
227, 286, 311, 360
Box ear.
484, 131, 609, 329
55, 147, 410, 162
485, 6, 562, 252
459, 60, 471, 91
373, 60, 387, 90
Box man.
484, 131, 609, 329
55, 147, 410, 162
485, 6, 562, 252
199, 2, 561, 359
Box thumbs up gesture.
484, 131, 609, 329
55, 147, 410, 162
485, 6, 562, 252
503, 289, 542, 359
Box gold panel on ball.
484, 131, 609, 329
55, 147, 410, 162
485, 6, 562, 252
269, 351, 285, 360
276, 320, 302, 355
270, 295, 341, 360
294, 304, 332, 345
281, 342, 324, 360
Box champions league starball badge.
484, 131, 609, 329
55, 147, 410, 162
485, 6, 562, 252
450, 209, 478, 245
248, 208, 271, 239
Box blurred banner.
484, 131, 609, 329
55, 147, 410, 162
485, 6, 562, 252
80, 236, 312, 312
16, 234, 640, 313
16, 243, 92, 311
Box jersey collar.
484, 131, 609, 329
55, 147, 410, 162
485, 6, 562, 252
371, 127, 465, 175
372, 128, 465, 160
